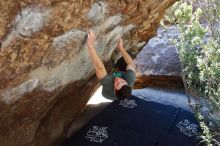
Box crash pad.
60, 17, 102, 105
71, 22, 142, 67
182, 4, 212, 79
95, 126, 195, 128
63, 96, 201, 146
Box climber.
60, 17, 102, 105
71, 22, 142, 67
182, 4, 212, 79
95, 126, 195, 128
87, 30, 136, 100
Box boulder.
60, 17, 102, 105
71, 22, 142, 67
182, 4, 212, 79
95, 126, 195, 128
134, 25, 184, 89
0, 0, 176, 146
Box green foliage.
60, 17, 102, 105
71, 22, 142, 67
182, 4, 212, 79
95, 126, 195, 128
197, 40, 220, 107
166, 0, 220, 145
175, 2, 193, 24
173, 0, 220, 110
163, 0, 193, 25
162, 2, 180, 24
196, 112, 220, 146
199, 0, 220, 43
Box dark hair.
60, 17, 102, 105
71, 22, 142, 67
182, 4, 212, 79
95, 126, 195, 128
114, 51, 133, 72
116, 85, 132, 99
114, 57, 127, 72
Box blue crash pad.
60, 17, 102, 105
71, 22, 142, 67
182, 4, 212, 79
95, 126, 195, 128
63, 96, 201, 146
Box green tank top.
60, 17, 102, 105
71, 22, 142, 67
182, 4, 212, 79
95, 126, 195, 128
112, 72, 123, 78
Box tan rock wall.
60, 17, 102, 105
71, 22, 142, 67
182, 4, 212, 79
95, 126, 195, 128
0, 0, 176, 145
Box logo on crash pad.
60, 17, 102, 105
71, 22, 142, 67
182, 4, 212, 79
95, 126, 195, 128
176, 119, 199, 137
85, 126, 109, 143
119, 99, 137, 109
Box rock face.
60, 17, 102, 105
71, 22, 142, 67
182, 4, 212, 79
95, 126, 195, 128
0, 1, 176, 146
134, 26, 184, 89
135, 26, 181, 76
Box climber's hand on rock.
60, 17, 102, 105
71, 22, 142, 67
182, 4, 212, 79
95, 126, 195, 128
117, 37, 124, 51
87, 30, 96, 49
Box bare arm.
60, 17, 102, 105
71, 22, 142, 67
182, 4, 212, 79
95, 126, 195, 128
87, 30, 107, 80
117, 38, 135, 71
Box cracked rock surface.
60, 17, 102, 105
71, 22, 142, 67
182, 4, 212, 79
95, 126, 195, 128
134, 26, 183, 89
0, 0, 176, 146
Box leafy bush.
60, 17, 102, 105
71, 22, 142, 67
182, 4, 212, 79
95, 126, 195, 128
197, 0, 220, 43
173, 0, 220, 110
165, 0, 220, 145
196, 112, 220, 146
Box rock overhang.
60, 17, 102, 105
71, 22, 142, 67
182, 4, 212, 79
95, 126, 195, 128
0, 0, 177, 146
